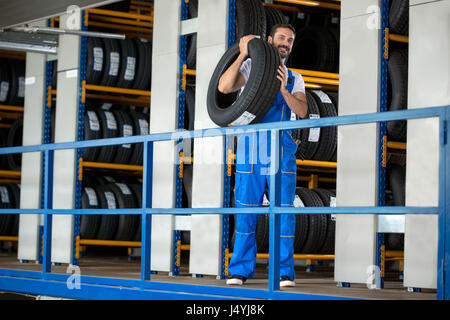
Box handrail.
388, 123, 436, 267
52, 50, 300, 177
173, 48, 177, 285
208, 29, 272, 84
0, 105, 448, 300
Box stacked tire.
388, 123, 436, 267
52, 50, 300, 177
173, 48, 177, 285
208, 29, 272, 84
0, 58, 25, 107
0, 183, 20, 236
292, 90, 338, 161
83, 105, 149, 165
387, 48, 408, 142
228, 187, 336, 255
207, 38, 281, 127
85, 37, 152, 91
288, 26, 339, 73
81, 174, 142, 241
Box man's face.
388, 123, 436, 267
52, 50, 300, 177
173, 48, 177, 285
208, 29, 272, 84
268, 27, 295, 59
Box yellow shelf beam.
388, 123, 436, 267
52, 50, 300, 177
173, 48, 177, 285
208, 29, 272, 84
0, 170, 21, 179
389, 34, 409, 43
274, 0, 341, 10
297, 159, 337, 168
0, 105, 24, 112
0, 236, 19, 242
79, 239, 141, 247
387, 141, 407, 150
86, 8, 153, 22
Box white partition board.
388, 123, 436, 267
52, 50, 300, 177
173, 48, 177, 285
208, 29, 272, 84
17, 33, 47, 261
149, 0, 180, 272
404, 0, 450, 289
51, 13, 81, 264
334, 2, 380, 284
189, 0, 228, 276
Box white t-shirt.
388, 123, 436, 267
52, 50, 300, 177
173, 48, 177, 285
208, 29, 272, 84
239, 58, 305, 94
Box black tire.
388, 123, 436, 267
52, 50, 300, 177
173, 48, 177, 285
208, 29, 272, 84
385, 233, 404, 251
128, 111, 149, 165
311, 188, 336, 254
7, 59, 25, 106
326, 91, 339, 113
387, 48, 408, 142
186, 0, 198, 70
129, 184, 142, 241
7, 183, 20, 236
388, 163, 406, 207
0, 129, 8, 169
132, 38, 152, 90
255, 214, 269, 253
0, 59, 11, 104
117, 39, 138, 89
297, 91, 320, 160
207, 38, 281, 127
293, 192, 309, 253
6, 117, 23, 171
310, 90, 337, 161
295, 187, 327, 253
80, 186, 101, 239
83, 109, 102, 162
236, 0, 267, 41
390, 0, 409, 36
107, 182, 138, 241
86, 37, 104, 85
112, 110, 134, 164
0, 184, 14, 235
95, 110, 119, 163
264, 6, 285, 39
185, 85, 196, 131
95, 184, 119, 240
99, 38, 121, 87
288, 27, 338, 73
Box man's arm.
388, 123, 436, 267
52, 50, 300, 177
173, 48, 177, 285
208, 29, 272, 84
218, 35, 255, 94
277, 66, 308, 118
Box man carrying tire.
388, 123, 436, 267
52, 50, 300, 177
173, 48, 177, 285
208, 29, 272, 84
218, 24, 308, 287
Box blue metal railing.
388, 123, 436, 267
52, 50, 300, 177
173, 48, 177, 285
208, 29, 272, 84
0, 105, 448, 300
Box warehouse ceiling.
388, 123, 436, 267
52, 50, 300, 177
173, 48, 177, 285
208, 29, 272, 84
0, 0, 121, 29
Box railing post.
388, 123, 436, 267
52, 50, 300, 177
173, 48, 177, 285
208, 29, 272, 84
141, 141, 153, 281
42, 149, 54, 275
268, 129, 282, 292
437, 108, 449, 300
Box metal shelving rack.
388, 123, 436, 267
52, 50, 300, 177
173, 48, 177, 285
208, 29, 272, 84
0, 49, 25, 255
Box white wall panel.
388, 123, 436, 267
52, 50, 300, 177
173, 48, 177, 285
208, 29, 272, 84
149, 0, 181, 272
17, 37, 47, 260
334, 5, 380, 284
51, 13, 81, 264
404, 0, 450, 289
189, 0, 228, 276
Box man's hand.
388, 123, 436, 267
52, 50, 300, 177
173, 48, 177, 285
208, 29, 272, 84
238, 35, 257, 59
276, 65, 288, 94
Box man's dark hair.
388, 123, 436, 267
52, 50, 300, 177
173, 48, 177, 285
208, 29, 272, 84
268, 23, 296, 39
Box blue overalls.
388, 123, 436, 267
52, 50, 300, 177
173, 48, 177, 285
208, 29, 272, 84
229, 69, 297, 280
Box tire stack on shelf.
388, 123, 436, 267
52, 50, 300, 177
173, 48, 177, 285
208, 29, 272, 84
0, 183, 20, 237
74, 1, 153, 256
0, 54, 25, 242
228, 187, 336, 255
0, 57, 26, 172
81, 174, 142, 242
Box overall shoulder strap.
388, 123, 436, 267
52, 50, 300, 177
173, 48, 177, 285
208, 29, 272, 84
286, 68, 295, 93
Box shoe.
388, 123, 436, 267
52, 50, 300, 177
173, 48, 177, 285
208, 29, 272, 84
226, 275, 246, 286
280, 276, 295, 287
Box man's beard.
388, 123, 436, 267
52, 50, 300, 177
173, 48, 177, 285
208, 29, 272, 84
275, 44, 290, 59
